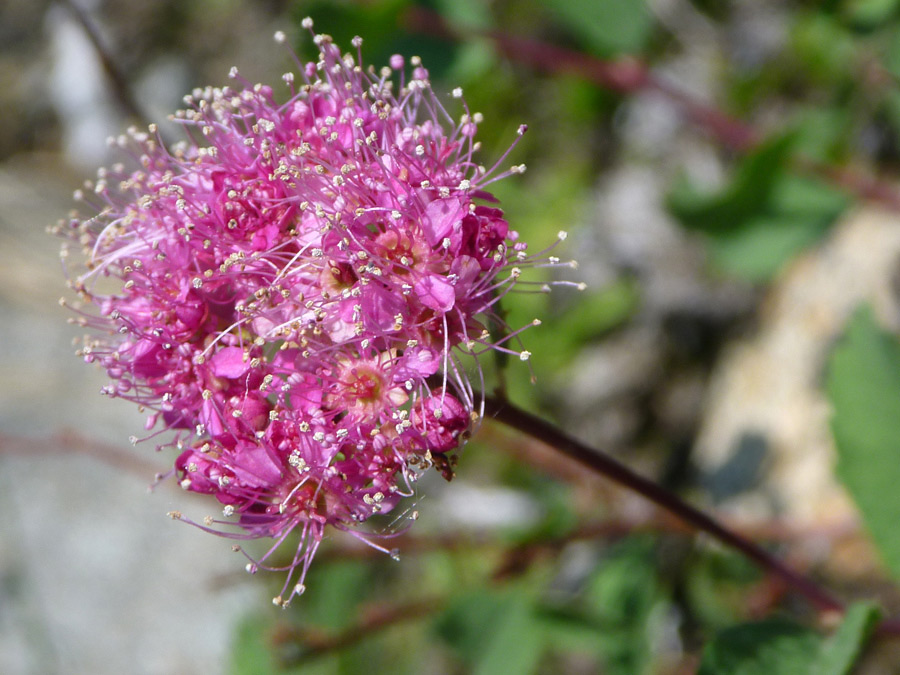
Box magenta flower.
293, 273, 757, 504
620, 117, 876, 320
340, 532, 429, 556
58, 20, 575, 606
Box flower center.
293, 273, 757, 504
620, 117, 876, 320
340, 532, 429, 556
345, 365, 383, 406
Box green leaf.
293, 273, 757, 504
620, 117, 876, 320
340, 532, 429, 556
706, 215, 830, 282
537, 0, 653, 56
434, 590, 545, 675
564, 279, 640, 339
812, 602, 882, 675
684, 549, 763, 630
827, 306, 900, 578
533, 607, 607, 654
843, 0, 900, 30
698, 606, 882, 675
667, 134, 797, 234
714, 175, 850, 281
586, 537, 664, 674
472, 595, 545, 675
884, 28, 900, 80
505, 278, 639, 374
791, 14, 858, 81
790, 108, 853, 163
434, 0, 493, 29
768, 173, 849, 218
228, 614, 279, 675
698, 619, 822, 675
668, 133, 849, 281
303, 559, 372, 630
433, 590, 517, 663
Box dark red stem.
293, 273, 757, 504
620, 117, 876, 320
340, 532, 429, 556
274, 596, 443, 665
484, 397, 900, 635
483, 396, 845, 614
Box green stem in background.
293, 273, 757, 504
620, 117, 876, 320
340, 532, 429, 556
483, 397, 853, 617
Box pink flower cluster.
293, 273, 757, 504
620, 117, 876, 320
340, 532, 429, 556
59, 22, 573, 605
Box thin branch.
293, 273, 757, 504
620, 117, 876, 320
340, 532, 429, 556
55, 0, 150, 125
315, 511, 860, 564
483, 397, 900, 635
0, 430, 160, 478
482, 397, 845, 613
273, 596, 444, 666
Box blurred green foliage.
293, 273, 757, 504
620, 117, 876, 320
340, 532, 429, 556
812, 602, 882, 675
436, 589, 545, 674
698, 602, 881, 675
698, 619, 824, 675
668, 134, 851, 281
828, 307, 900, 579
536, 0, 653, 57
217, 0, 900, 671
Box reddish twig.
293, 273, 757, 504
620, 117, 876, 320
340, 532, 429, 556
483, 397, 900, 636
273, 595, 444, 665
0, 430, 161, 478
316, 510, 861, 564
482, 398, 846, 612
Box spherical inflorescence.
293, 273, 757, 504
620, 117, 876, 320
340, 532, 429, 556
57, 22, 575, 606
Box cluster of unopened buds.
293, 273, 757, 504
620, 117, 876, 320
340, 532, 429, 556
57, 19, 579, 606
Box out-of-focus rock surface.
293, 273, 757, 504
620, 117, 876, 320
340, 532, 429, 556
694, 208, 900, 525
0, 155, 258, 675
0, 3, 302, 668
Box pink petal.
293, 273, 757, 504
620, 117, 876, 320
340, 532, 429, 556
415, 274, 455, 313
211, 346, 249, 378
230, 444, 283, 487
200, 398, 225, 438
403, 346, 441, 376
422, 198, 464, 247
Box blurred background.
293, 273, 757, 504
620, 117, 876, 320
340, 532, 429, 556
5, 0, 900, 673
